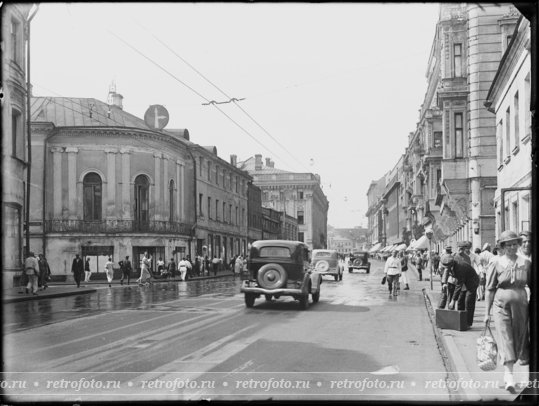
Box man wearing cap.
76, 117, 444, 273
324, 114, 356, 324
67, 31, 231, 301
519, 231, 531, 260
441, 253, 480, 327
384, 250, 402, 296
444, 245, 453, 255
478, 243, 494, 301
455, 241, 471, 265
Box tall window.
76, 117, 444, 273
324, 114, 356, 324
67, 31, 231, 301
514, 92, 519, 146
230, 173, 233, 190
4, 204, 21, 269
497, 120, 504, 166
297, 210, 304, 225
216, 166, 219, 185
216, 199, 220, 221
512, 201, 519, 232
505, 107, 511, 158
298, 232, 304, 242
229, 204, 232, 225
433, 131, 443, 148
455, 113, 463, 158
134, 175, 149, 222
242, 208, 245, 226
453, 44, 462, 77
235, 176, 239, 193
222, 202, 226, 223
207, 161, 212, 181
83, 173, 103, 220
11, 110, 21, 158
11, 19, 20, 64
199, 193, 203, 216
208, 197, 212, 219
298, 191, 304, 199
236, 207, 239, 225
169, 179, 175, 221
199, 157, 203, 176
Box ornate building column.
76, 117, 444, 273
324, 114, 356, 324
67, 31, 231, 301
65, 147, 79, 219
104, 148, 118, 219
51, 147, 63, 218
163, 154, 170, 220
154, 152, 162, 221
120, 148, 131, 219
176, 160, 181, 222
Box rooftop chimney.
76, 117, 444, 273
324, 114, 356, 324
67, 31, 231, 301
265, 157, 271, 166
255, 154, 263, 171
112, 93, 123, 110
230, 154, 237, 166
269, 160, 275, 168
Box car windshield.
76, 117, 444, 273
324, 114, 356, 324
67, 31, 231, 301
259, 247, 291, 257
314, 252, 331, 257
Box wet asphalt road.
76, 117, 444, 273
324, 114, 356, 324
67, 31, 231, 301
2, 259, 452, 402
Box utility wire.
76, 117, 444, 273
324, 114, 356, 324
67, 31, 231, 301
127, 13, 313, 174
79, 10, 297, 172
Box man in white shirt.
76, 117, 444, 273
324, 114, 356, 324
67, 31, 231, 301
384, 250, 402, 296
178, 257, 188, 281
478, 243, 494, 301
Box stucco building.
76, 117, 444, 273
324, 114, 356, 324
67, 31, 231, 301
485, 13, 532, 238
365, 176, 386, 249
239, 155, 329, 250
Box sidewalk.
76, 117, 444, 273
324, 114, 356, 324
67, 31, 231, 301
403, 262, 529, 401
2, 270, 237, 304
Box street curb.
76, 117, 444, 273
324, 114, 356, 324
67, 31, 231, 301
3, 288, 97, 304
422, 288, 473, 401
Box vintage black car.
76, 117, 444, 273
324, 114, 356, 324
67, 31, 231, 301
240, 240, 322, 310
312, 249, 344, 281
348, 251, 371, 273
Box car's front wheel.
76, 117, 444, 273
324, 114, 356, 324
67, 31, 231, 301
245, 293, 256, 308
299, 295, 309, 310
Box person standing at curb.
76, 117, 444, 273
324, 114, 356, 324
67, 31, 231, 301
415, 250, 424, 281
84, 257, 92, 282
25, 252, 40, 295
120, 256, 132, 285
105, 257, 114, 287
235, 255, 243, 277
484, 230, 530, 393
399, 250, 410, 290
384, 250, 402, 296
71, 254, 84, 288
38, 254, 51, 290
167, 257, 176, 282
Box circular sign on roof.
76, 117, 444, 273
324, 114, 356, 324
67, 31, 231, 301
144, 105, 169, 130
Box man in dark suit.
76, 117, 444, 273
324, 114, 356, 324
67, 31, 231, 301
440, 253, 480, 328
120, 256, 132, 285
71, 254, 84, 288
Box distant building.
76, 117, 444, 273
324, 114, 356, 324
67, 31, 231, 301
485, 14, 532, 237
239, 154, 329, 250
365, 177, 386, 248
328, 236, 354, 255
261, 207, 281, 240
247, 180, 263, 244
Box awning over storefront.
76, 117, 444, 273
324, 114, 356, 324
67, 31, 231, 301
410, 235, 430, 250
395, 243, 407, 251
369, 243, 382, 253
388, 244, 398, 252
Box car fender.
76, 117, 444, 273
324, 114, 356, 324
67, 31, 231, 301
308, 271, 321, 294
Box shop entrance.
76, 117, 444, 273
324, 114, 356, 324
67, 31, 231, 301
81, 246, 114, 277
133, 246, 165, 276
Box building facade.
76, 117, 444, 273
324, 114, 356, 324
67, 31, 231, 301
365, 177, 385, 248
239, 154, 329, 250
2, 4, 36, 287
485, 14, 532, 238
247, 180, 263, 244
187, 147, 251, 264
261, 207, 281, 240
27, 96, 195, 280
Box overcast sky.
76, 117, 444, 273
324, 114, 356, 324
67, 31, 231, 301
30, 2, 440, 229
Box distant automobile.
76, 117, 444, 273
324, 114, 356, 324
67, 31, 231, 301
312, 249, 343, 281
348, 251, 371, 273
240, 240, 322, 310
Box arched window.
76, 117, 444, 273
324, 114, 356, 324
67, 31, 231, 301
134, 175, 149, 222
83, 173, 102, 220
169, 179, 175, 222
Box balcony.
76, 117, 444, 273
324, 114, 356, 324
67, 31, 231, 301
45, 219, 193, 235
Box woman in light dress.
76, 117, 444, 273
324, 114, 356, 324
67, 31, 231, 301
105, 257, 114, 287
235, 255, 243, 276
138, 252, 152, 286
